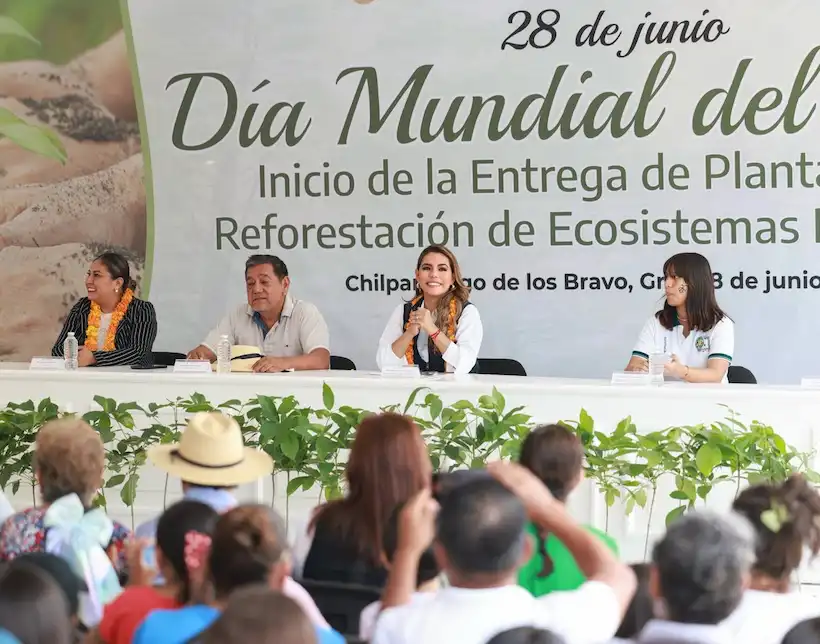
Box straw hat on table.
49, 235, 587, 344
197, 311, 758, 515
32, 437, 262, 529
148, 412, 273, 487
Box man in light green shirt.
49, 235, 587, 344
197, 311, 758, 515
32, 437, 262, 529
517, 424, 619, 596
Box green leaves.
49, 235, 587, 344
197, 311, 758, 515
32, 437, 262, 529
0, 108, 67, 164
695, 443, 722, 476
0, 390, 816, 547
0, 17, 38, 44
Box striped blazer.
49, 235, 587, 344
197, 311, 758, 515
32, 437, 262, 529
51, 297, 158, 367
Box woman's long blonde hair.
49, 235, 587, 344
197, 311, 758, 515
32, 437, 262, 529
413, 244, 471, 324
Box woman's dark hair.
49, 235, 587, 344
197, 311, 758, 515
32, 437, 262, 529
783, 617, 820, 644
310, 413, 430, 564
732, 474, 820, 580
383, 502, 440, 586
196, 586, 316, 644
0, 562, 73, 644
657, 252, 726, 332
208, 505, 287, 599
615, 563, 653, 639
518, 424, 584, 578
94, 251, 137, 291
486, 627, 566, 644
155, 500, 219, 604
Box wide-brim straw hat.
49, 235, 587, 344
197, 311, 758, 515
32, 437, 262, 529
210, 345, 263, 373
148, 412, 273, 486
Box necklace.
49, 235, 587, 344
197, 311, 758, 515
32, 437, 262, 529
86, 289, 134, 351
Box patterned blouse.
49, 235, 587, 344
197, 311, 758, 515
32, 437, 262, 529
0, 506, 131, 574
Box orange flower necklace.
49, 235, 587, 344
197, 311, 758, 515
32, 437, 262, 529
85, 288, 134, 351
405, 296, 457, 365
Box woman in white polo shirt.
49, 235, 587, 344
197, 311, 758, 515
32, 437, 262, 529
626, 252, 733, 383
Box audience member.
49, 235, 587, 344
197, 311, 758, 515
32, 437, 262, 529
612, 563, 653, 642
141, 411, 328, 628
0, 419, 127, 626
132, 504, 344, 644
517, 424, 619, 595
89, 500, 218, 644
486, 627, 567, 644
721, 475, 820, 643
194, 585, 318, 644
635, 510, 754, 643
298, 413, 432, 587
783, 617, 820, 644
0, 561, 74, 644
373, 461, 635, 644
10, 553, 85, 638
358, 501, 442, 639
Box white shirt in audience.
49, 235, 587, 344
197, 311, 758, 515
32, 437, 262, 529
720, 589, 820, 644
372, 582, 620, 644
360, 592, 428, 641
628, 619, 732, 644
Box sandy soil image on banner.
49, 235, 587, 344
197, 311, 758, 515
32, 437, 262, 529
0, 0, 147, 362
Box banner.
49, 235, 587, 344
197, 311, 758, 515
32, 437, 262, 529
0, 0, 145, 361
3, 0, 819, 383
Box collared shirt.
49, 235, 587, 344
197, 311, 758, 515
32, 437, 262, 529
633, 619, 733, 644
202, 295, 329, 357
376, 302, 483, 375
372, 582, 620, 644
632, 314, 734, 377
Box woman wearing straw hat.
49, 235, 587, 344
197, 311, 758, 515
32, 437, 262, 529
139, 412, 329, 629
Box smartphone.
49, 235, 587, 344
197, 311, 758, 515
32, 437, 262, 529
141, 542, 157, 569
130, 364, 168, 370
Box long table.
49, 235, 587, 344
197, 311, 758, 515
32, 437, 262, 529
2, 363, 820, 579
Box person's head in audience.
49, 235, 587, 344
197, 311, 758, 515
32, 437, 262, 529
197, 586, 317, 644
209, 504, 289, 600
435, 475, 530, 588
35, 418, 104, 508
155, 499, 219, 603
311, 412, 431, 564
518, 424, 583, 503
782, 617, 820, 644
486, 627, 566, 644
0, 562, 73, 644
651, 510, 755, 625
615, 563, 653, 639
384, 502, 441, 591
10, 554, 84, 629
732, 474, 820, 593
142, 412, 273, 540
245, 254, 290, 318
517, 424, 583, 578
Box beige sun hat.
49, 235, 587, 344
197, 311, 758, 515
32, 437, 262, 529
210, 345, 264, 373
147, 412, 273, 486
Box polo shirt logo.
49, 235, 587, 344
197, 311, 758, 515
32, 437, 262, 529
695, 336, 710, 352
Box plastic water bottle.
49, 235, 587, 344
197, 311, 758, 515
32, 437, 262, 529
216, 334, 231, 374
64, 332, 78, 371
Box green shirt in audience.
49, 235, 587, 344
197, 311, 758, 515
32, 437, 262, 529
518, 522, 619, 596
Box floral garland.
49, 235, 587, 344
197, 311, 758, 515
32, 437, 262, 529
85, 288, 134, 351
405, 296, 457, 365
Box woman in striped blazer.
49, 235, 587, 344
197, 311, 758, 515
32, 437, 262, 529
52, 251, 157, 367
